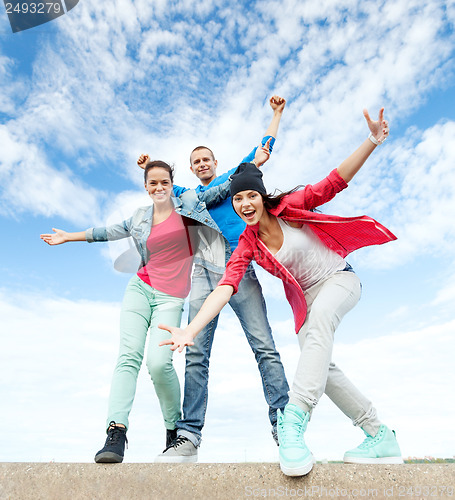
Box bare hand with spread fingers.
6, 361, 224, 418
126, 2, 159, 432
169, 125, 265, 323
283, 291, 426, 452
158, 324, 195, 353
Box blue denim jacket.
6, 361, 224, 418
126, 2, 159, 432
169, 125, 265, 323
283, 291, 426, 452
85, 178, 231, 270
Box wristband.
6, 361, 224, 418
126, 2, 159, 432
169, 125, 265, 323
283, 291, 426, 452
368, 132, 383, 145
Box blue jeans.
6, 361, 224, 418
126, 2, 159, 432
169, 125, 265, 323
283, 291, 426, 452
177, 264, 289, 446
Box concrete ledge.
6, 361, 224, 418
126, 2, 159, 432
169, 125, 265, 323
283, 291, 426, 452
0, 463, 454, 499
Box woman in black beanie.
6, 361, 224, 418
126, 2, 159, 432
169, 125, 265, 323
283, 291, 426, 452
159, 108, 403, 476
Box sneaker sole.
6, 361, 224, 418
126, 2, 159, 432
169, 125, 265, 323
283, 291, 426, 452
154, 455, 197, 463
343, 456, 404, 464
280, 456, 314, 476
95, 451, 124, 463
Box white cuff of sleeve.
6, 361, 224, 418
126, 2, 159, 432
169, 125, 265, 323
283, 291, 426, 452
368, 132, 384, 145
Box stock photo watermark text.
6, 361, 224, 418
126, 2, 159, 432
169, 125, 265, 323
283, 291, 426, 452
244, 484, 454, 498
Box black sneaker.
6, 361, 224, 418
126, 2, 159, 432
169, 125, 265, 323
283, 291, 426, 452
166, 429, 177, 449
94, 422, 128, 463
272, 427, 279, 446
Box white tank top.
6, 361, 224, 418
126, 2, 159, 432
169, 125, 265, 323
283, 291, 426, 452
274, 218, 346, 290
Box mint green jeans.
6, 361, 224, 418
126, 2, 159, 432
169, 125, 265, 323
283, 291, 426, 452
106, 275, 184, 430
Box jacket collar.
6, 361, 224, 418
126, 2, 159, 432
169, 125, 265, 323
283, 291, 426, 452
172, 194, 182, 209
269, 199, 287, 217
246, 222, 260, 236
141, 195, 180, 223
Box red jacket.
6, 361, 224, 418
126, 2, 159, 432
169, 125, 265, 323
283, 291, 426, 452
218, 169, 397, 333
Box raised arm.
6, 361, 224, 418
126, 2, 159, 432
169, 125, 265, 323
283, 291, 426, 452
137, 153, 149, 170
264, 95, 286, 139
337, 108, 389, 183
40, 229, 86, 245
159, 285, 234, 352
251, 137, 272, 167
239, 95, 286, 166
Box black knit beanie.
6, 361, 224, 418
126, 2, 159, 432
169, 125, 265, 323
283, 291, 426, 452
230, 162, 267, 198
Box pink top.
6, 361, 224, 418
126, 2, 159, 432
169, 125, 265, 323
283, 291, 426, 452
137, 210, 193, 298
218, 169, 397, 332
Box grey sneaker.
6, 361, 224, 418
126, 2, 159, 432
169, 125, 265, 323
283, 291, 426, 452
155, 436, 198, 463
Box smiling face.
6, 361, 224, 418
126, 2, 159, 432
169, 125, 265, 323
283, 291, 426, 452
190, 147, 218, 185
144, 167, 173, 207
232, 190, 265, 225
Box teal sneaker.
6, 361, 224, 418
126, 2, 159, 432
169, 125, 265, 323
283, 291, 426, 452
277, 404, 314, 476
343, 424, 403, 464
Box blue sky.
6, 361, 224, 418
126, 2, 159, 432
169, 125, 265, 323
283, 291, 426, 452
1, 0, 454, 463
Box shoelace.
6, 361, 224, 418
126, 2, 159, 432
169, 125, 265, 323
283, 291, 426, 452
358, 427, 384, 449
278, 409, 310, 445
108, 425, 128, 448
172, 436, 188, 448
278, 419, 303, 444
163, 435, 187, 452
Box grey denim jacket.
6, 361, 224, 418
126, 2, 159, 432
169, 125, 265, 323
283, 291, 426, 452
85, 178, 231, 271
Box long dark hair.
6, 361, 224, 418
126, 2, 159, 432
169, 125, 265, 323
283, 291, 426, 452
144, 160, 175, 184
261, 185, 305, 211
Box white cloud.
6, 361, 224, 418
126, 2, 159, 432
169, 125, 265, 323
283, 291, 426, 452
2, 0, 454, 233
346, 120, 455, 268
432, 271, 455, 306
0, 53, 20, 115
0, 125, 103, 225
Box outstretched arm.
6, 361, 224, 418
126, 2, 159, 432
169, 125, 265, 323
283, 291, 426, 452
337, 108, 389, 183
159, 285, 234, 352
40, 228, 86, 245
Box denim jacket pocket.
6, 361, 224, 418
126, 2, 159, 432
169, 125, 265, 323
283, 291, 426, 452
130, 228, 142, 241
195, 201, 207, 212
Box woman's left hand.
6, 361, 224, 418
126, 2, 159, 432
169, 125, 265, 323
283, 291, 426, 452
158, 324, 195, 352
363, 107, 389, 144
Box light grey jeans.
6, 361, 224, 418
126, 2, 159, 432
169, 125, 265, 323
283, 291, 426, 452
289, 270, 381, 436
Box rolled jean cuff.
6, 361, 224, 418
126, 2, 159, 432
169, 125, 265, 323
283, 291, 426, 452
354, 407, 381, 437
177, 429, 201, 448
288, 393, 314, 415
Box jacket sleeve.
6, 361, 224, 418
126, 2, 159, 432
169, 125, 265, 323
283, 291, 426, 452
284, 169, 348, 211
85, 217, 133, 243
197, 177, 232, 208
173, 184, 189, 197
240, 135, 276, 164
217, 234, 253, 294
